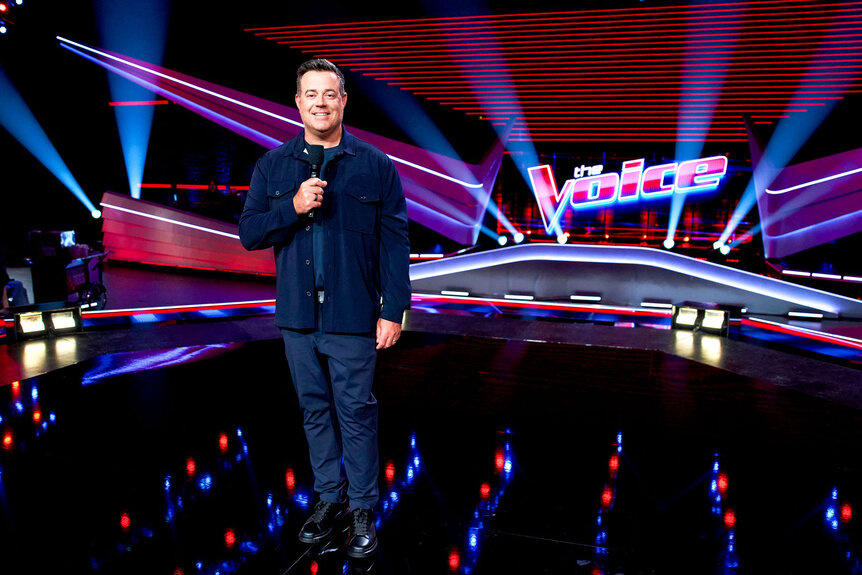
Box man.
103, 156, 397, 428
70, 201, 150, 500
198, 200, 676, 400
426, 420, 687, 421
239, 59, 411, 558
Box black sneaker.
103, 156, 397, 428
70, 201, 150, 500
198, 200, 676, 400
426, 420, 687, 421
298, 499, 349, 544
346, 507, 378, 558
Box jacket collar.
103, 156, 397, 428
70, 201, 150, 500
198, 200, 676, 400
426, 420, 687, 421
286, 128, 357, 160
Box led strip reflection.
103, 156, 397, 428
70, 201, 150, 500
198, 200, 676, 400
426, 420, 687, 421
744, 316, 862, 349
411, 292, 672, 317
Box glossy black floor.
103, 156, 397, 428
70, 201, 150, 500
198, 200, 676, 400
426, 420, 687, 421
2, 325, 862, 575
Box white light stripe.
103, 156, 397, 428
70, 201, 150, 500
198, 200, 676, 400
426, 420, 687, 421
765, 166, 862, 195
570, 295, 602, 301
57, 37, 302, 127
387, 155, 483, 188
782, 270, 812, 277
83, 299, 276, 317
843, 276, 862, 282
788, 311, 824, 318
100, 202, 240, 239
57, 36, 484, 191
441, 290, 470, 296
811, 273, 841, 280
504, 294, 535, 301
641, 302, 674, 309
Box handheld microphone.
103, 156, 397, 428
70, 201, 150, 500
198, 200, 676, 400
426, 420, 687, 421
307, 144, 324, 218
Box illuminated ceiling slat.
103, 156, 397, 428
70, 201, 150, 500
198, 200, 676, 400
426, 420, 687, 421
248, 1, 858, 34
249, 0, 862, 142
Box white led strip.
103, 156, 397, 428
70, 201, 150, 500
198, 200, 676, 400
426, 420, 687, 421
100, 202, 241, 239
765, 166, 862, 195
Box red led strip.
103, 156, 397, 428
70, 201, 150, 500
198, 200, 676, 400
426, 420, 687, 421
249, 0, 861, 143
247, 0, 855, 33
284, 15, 862, 49
108, 100, 171, 107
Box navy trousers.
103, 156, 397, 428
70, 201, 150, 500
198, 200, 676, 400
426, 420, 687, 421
281, 326, 379, 510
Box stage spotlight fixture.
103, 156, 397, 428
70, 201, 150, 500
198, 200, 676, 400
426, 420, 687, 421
15, 312, 46, 336
91, 209, 102, 219
713, 240, 723, 250
719, 244, 731, 256
0, 23, 6, 35
663, 239, 675, 249
701, 309, 729, 334
672, 306, 700, 329
0, 4, 7, 12
497, 235, 508, 247
513, 232, 525, 244
49, 308, 83, 333
13, 307, 84, 340
556, 233, 568, 245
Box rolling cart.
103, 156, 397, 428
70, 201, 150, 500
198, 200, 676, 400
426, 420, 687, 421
65, 252, 109, 310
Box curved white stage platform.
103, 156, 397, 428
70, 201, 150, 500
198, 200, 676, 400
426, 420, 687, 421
99, 191, 862, 319
410, 243, 862, 319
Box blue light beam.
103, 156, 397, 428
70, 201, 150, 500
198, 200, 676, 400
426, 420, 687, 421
0, 64, 100, 217
668, 2, 739, 246
719, 11, 861, 246
426, 1, 541, 203
95, 0, 171, 199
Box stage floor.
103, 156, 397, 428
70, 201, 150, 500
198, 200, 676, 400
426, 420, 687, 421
1, 263, 862, 573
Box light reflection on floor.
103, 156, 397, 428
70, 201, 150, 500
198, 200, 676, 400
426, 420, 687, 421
0, 334, 861, 574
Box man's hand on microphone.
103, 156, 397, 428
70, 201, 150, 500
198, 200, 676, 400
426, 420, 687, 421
294, 177, 326, 216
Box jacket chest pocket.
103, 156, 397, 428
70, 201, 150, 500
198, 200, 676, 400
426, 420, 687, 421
267, 179, 298, 209
342, 186, 380, 234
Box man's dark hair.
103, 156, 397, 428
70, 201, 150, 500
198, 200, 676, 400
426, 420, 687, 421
296, 58, 346, 96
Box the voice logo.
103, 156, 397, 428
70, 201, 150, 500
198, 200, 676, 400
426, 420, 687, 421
528, 156, 728, 235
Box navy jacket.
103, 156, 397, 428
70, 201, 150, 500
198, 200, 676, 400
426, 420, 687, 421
239, 129, 411, 333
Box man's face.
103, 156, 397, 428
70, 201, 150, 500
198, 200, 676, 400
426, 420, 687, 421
295, 70, 347, 145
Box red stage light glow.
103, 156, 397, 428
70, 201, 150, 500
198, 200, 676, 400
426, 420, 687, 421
609, 454, 620, 473
285, 468, 296, 490
33, 409, 42, 423
11, 381, 19, 395
218, 433, 229, 453
601, 487, 614, 508
448, 549, 461, 570
724, 509, 736, 528
2, 432, 12, 450
495, 449, 505, 471
225, 528, 237, 548
842, 503, 853, 523
480, 483, 491, 499
310, 561, 319, 575
186, 457, 196, 477
717, 473, 729, 493
120, 512, 131, 531
385, 461, 396, 482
